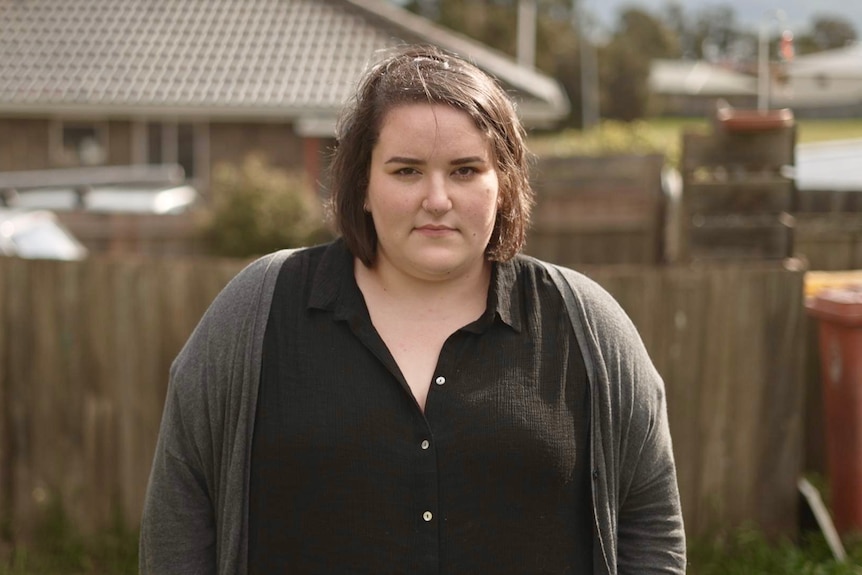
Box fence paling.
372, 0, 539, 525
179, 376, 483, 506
0, 254, 806, 542
581, 262, 807, 537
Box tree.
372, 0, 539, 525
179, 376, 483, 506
599, 8, 679, 121
690, 5, 740, 61
801, 15, 858, 52
403, 0, 584, 126
598, 41, 651, 121
662, 2, 695, 58
617, 7, 681, 60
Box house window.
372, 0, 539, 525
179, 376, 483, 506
177, 123, 196, 179
54, 120, 108, 166
147, 123, 164, 165
140, 121, 198, 179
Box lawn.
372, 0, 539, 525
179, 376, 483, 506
2, 524, 862, 574
529, 117, 862, 167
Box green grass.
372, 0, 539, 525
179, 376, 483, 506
3, 492, 862, 574
0, 503, 137, 575
529, 117, 862, 167
688, 527, 862, 574
2, 524, 862, 574
797, 119, 862, 144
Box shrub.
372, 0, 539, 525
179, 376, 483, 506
687, 526, 862, 574
0, 500, 137, 575
199, 154, 333, 258
530, 120, 669, 158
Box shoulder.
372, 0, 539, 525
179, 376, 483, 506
208, 243, 335, 317
516, 255, 660, 390
223, 247, 304, 299
513, 254, 631, 330
172, 246, 317, 372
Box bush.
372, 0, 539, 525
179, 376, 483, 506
687, 526, 862, 574
199, 154, 333, 258
0, 501, 137, 575
530, 120, 670, 158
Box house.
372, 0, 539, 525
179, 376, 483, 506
0, 0, 569, 196
648, 59, 757, 116
771, 42, 862, 117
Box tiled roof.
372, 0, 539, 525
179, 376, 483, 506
649, 60, 756, 97
788, 42, 862, 76
0, 0, 568, 128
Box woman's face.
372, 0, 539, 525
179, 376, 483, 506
365, 103, 500, 283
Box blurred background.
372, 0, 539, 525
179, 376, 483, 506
2, 0, 862, 572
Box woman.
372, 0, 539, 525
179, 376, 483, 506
140, 45, 685, 574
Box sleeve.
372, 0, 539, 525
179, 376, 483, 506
587, 283, 685, 574
139, 369, 218, 574
138, 250, 291, 575
541, 261, 686, 574
615, 356, 687, 574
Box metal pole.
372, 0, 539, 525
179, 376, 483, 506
517, 0, 537, 69
757, 10, 787, 113
574, 0, 599, 129
757, 21, 769, 112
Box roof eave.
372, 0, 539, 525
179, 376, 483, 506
342, 0, 569, 123
0, 102, 333, 122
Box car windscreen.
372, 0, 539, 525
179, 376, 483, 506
11, 218, 87, 260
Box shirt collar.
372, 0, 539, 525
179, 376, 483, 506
307, 238, 358, 322
490, 258, 522, 333
307, 238, 523, 333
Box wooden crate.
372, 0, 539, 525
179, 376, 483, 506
679, 123, 797, 263
681, 128, 796, 174
528, 154, 665, 265
684, 176, 794, 215
684, 213, 795, 262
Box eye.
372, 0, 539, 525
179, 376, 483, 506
453, 166, 478, 178
394, 167, 420, 176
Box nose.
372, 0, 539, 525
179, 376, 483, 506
422, 174, 452, 215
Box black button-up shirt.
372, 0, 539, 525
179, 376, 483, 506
248, 239, 592, 574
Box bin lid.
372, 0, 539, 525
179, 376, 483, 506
805, 284, 862, 325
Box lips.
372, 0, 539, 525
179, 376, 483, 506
416, 224, 454, 232
415, 223, 458, 236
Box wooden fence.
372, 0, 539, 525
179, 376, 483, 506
0, 255, 243, 540
0, 253, 808, 545
56, 212, 206, 258
527, 154, 666, 266
582, 260, 807, 539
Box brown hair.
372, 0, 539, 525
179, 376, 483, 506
328, 44, 533, 266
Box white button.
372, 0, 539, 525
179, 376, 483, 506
423, 511, 433, 522
435, 376, 446, 385
421, 440, 430, 450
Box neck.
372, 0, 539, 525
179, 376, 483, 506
355, 258, 492, 319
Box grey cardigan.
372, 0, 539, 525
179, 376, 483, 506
139, 248, 686, 574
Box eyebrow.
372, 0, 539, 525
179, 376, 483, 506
383, 156, 487, 166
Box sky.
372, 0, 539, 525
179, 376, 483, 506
586, 0, 862, 35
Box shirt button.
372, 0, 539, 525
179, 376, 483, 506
423, 511, 433, 522
435, 376, 446, 385
421, 440, 430, 450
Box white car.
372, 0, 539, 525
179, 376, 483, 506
13, 183, 200, 214
0, 208, 88, 260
